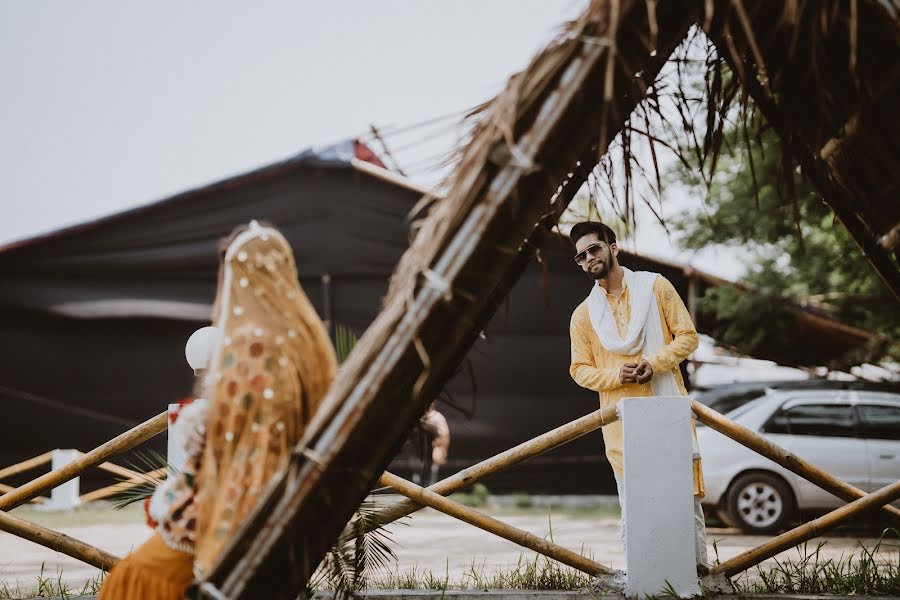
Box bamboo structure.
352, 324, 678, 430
193, 1, 898, 596
0, 451, 53, 481
711, 479, 900, 577
691, 401, 900, 526
94, 461, 143, 481
199, 3, 701, 597
0, 509, 120, 571
0, 412, 167, 511
379, 471, 610, 576
80, 467, 167, 504
703, 1, 900, 301
0, 483, 44, 504
364, 406, 619, 533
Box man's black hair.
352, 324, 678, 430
569, 221, 617, 246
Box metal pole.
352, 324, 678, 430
379, 471, 611, 576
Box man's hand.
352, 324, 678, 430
619, 363, 639, 384
634, 359, 653, 384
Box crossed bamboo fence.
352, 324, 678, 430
0, 402, 897, 584
0, 411, 168, 571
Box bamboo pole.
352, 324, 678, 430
0, 451, 53, 481
691, 401, 900, 525
0, 509, 120, 571
0, 483, 44, 504
711, 479, 900, 577
95, 461, 142, 481
379, 471, 611, 576
80, 467, 167, 504
366, 406, 619, 532
0, 412, 167, 511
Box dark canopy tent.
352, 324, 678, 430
0, 140, 430, 486
0, 140, 877, 494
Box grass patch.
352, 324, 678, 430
0, 563, 103, 599
729, 528, 900, 596
318, 512, 597, 593
448, 483, 491, 508
369, 552, 594, 591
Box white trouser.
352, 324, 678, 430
614, 474, 709, 568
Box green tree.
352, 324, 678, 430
670, 129, 899, 367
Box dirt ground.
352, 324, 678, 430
0, 502, 894, 593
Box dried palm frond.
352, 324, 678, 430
108, 449, 171, 511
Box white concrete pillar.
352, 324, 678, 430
620, 396, 699, 598
47, 449, 81, 511
167, 403, 182, 469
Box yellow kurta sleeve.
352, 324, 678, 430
645, 276, 699, 376
569, 308, 624, 392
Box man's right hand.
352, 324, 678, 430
619, 363, 639, 384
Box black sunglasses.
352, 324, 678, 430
573, 242, 607, 264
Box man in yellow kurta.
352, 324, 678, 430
567, 221, 708, 574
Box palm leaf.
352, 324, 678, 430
309, 498, 401, 598
335, 323, 358, 364
108, 449, 172, 511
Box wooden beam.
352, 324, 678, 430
0, 451, 53, 482
691, 401, 900, 526
197, 3, 701, 597
710, 479, 900, 577
94, 461, 143, 480
706, 3, 900, 303
363, 406, 619, 533
0, 510, 119, 572
379, 471, 611, 576
0, 412, 167, 511
80, 467, 167, 504
0, 483, 44, 504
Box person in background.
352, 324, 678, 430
419, 402, 450, 485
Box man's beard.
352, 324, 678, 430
587, 260, 609, 280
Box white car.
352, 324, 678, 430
697, 389, 900, 533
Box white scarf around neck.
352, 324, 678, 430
586, 266, 699, 457
586, 266, 679, 398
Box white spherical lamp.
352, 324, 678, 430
185, 326, 221, 373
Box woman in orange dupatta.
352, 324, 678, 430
98, 221, 336, 599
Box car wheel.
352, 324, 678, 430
726, 472, 795, 534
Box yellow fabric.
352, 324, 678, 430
569, 275, 704, 497
193, 225, 337, 577
97, 533, 194, 600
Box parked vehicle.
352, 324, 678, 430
697, 389, 900, 533
694, 379, 900, 416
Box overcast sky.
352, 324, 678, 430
0, 1, 746, 278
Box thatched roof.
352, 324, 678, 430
195, 2, 900, 597
702, 1, 900, 300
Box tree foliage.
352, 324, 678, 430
671, 127, 899, 367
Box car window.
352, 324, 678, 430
724, 397, 766, 420
763, 403, 857, 437
858, 404, 900, 440
710, 390, 766, 415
